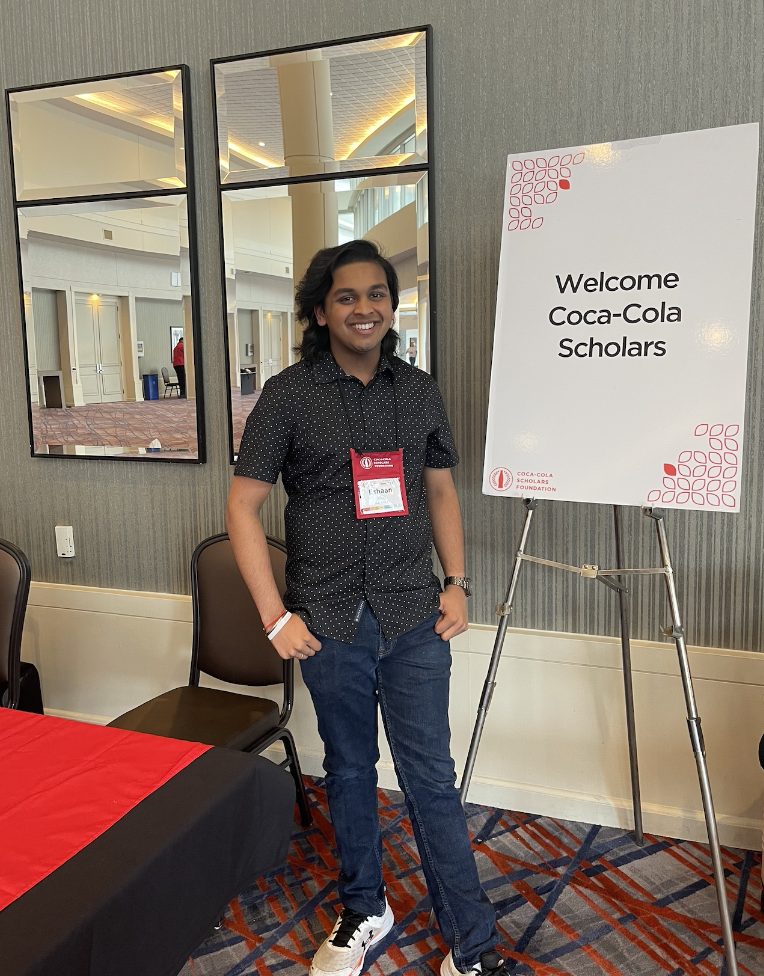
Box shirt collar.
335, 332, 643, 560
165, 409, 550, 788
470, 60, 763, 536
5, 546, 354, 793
311, 350, 398, 385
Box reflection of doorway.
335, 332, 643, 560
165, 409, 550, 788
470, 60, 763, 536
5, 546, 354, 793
237, 308, 260, 370
170, 326, 184, 358
403, 329, 418, 365
75, 296, 123, 403
260, 309, 284, 383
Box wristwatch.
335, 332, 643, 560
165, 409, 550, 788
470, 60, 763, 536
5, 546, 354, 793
444, 576, 472, 597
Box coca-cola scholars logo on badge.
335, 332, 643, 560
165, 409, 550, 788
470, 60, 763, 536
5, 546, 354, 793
489, 467, 513, 491
360, 456, 373, 469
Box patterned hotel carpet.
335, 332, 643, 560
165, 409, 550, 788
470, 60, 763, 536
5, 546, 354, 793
182, 779, 764, 976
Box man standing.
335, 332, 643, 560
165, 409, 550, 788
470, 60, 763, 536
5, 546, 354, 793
226, 240, 505, 976
172, 335, 186, 398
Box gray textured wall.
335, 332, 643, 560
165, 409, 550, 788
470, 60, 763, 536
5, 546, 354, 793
31, 289, 61, 372
0, 0, 762, 651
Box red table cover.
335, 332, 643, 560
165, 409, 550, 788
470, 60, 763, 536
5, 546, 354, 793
0, 709, 210, 911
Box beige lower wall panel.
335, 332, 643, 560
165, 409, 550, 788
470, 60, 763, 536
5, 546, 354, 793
22, 583, 764, 850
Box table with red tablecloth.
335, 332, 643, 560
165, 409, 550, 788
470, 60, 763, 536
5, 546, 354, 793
0, 709, 296, 976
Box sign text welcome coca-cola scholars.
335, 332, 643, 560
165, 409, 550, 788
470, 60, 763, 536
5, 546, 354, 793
550, 270, 681, 359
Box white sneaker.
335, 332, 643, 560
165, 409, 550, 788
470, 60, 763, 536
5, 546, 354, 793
441, 949, 507, 976
310, 901, 394, 976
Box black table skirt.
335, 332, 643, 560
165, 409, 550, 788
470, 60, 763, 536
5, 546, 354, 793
0, 747, 296, 976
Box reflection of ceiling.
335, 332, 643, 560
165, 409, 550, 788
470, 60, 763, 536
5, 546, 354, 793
14, 74, 181, 143
71, 80, 179, 134
217, 36, 423, 166
11, 74, 186, 199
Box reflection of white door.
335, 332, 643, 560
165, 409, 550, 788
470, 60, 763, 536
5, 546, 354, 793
75, 297, 123, 403
259, 310, 283, 383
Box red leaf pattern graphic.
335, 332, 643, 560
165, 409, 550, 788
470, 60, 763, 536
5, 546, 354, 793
508, 152, 585, 232
647, 425, 739, 508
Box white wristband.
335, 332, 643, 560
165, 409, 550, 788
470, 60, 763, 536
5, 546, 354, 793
267, 611, 292, 641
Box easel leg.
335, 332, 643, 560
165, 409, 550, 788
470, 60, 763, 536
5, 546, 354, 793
428, 498, 537, 929
646, 509, 739, 976
613, 505, 644, 846
459, 497, 537, 804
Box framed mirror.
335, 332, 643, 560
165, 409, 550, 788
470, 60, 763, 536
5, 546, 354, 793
212, 27, 433, 460
7, 66, 205, 462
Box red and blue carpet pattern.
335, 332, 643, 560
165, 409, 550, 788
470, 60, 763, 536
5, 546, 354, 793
182, 779, 764, 976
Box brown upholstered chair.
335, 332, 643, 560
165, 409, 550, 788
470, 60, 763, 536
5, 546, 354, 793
0, 538, 42, 712
109, 533, 311, 826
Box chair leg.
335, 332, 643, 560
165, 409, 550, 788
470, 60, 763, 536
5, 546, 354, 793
279, 729, 312, 827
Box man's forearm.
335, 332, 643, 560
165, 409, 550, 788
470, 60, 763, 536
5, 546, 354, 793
431, 497, 466, 576
225, 484, 285, 625
424, 468, 466, 577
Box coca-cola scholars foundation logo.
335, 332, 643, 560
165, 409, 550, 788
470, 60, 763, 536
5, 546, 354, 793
489, 467, 513, 491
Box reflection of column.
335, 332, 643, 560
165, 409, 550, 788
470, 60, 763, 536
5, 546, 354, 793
182, 296, 195, 401
417, 207, 430, 372
23, 293, 39, 404
120, 295, 142, 402
273, 52, 338, 300
222, 194, 239, 390
56, 288, 85, 406
288, 182, 339, 288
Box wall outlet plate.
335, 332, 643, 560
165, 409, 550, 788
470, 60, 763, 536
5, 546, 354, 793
55, 525, 75, 557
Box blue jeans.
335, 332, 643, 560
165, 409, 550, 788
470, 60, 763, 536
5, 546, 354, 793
300, 605, 497, 970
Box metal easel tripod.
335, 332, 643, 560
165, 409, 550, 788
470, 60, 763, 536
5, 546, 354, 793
445, 499, 738, 976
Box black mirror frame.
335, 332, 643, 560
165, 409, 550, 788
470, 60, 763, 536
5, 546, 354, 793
5, 63, 206, 464
210, 25, 435, 464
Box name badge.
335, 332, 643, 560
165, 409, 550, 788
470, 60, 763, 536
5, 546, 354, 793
350, 449, 409, 519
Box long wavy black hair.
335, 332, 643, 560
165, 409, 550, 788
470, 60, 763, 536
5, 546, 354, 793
295, 239, 400, 364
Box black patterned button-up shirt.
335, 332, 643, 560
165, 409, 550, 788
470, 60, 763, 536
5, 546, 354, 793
234, 351, 459, 641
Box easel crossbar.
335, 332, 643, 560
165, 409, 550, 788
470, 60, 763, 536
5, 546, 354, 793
519, 553, 668, 578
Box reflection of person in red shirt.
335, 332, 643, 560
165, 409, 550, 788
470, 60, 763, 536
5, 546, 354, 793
172, 337, 186, 398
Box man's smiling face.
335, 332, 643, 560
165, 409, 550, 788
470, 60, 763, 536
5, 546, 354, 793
314, 261, 395, 365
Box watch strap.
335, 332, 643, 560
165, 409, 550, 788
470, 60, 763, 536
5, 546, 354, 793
444, 575, 472, 596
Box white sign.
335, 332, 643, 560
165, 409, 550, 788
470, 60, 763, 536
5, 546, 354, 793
483, 124, 759, 512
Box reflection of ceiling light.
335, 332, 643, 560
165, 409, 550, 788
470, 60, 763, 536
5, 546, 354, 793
587, 143, 620, 166
143, 116, 174, 133
163, 70, 180, 78
157, 177, 185, 187
228, 140, 280, 168
74, 94, 176, 134
90, 294, 100, 302
77, 92, 124, 111
258, 141, 265, 146
342, 95, 415, 159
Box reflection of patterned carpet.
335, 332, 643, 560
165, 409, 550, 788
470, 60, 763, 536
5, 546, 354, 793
32, 399, 197, 453
31, 388, 263, 458
183, 779, 764, 976
232, 390, 261, 453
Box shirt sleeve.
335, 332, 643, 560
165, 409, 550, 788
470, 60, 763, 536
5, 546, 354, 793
424, 380, 459, 468
234, 378, 291, 483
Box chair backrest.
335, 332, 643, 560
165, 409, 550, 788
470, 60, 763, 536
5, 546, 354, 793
0, 540, 31, 708
161, 366, 170, 383
190, 533, 287, 687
